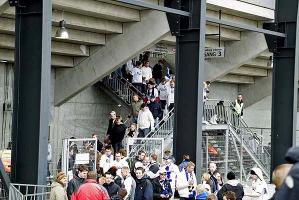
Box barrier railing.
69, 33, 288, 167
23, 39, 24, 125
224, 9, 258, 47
9, 184, 51, 200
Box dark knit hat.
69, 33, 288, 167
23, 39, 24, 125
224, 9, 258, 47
227, 171, 235, 180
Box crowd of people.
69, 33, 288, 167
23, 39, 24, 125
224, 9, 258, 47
51, 142, 292, 200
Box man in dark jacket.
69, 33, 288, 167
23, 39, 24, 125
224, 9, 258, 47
67, 165, 88, 199
106, 111, 117, 139
148, 95, 163, 121
110, 116, 127, 153
103, 172, 121, 199
152, 60, 163, 84
273, 147, 299, 200
217, 172, 244, 200
134, 167, 153, 200
152, 168, 173, 200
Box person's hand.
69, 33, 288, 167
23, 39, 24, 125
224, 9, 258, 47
160, 194, 166, 198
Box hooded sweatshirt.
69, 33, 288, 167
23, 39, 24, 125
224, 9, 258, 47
217, 179, 244, 200
251, 168, 269, 200
273, 147, 299, 200
50, 182, 68, 200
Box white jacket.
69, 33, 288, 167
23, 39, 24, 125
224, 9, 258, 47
99, 154, 114, 173
137, 108, 155, 130
177, 169, 197, 198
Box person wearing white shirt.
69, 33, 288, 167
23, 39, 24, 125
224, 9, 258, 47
142, 61, 152, 83
157, 78, 170, 110
245, 168, 269, 200
121, 166, 136, 200
100, 146, 114, 173
167, 80, 175, 111
177, 162, 197, 199
162, 155, 180, 199
131, 61, 144, 93
137, 103, 155, 137
111, 152, 129, 176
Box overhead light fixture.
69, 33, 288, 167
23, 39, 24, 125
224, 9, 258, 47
0, 60, 8, 63
55, 20, 69, 39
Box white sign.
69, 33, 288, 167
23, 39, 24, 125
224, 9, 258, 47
75, 153, 90, 164
205, 47, 225, 58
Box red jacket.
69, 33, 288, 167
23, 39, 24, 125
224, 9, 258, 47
71, 179, 109, 200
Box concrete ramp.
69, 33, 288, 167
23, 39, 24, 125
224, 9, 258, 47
55, 10, 170, 105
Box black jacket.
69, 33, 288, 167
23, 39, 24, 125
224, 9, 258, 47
274, 147, 299, 200
104, 182, 120, 198
148, 102, 163, 120
110, 123, 127, 144
66, 175, 84, 199
217, 180, 244, 200
134, 177, 153, 200
152, 177, 173, 200
107, 118, 115, 136
152, 64, 163, 79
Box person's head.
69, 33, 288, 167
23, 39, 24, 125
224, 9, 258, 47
87, 171, 97, 180
158, 59, 163, 65
202, 173, 211, 182
223, 191, 236, 200
186, 162, 195, 173
148, 83, 154, 89
151, 154, 158, 162
105, 145, 112, 156
170, 80, 175, 88
183, 154, 190, 161
140, 103, 147, 111
136, 61, 142, 68
196, 184, 206, 194
209, 162, 217, 174
138, 150, 146, 161
163, 155, 174, 165
55, 172, 67, 186
92, 133, 98, 139
250, 168, 264, 182
115, 152, 122, 162
98, 176, 106, 185
144, 60, 150, 67
108, 166, 118, 177
142, 156, 150, 167
159, 168, 167, 181
121, 166, 130, 178
205, 81, 211, 86
115, 116, 122, 125
132, 94, 139, 102
105, 172, 114, 184
206, 194, 217, 200
130, 123, 137, 131
119, 148, 127, 158
227, 171, 236, 180
77, 165, 88, 179
272, 164, 293, 190
135, 167, 145, 179
237, 94, 243, 102
161, 78, 166, 84
110, 111, 116, 120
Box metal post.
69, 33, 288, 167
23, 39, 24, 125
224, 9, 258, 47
224, 130, 229, 181
11, 0, 52, 185
206, 136, 209, 171
271, 0, 299, 172
172, 0, 206, 180
240, 134, 243, 183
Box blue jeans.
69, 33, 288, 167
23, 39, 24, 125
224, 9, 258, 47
138, 128, 150, 137
112, 142, 123, 153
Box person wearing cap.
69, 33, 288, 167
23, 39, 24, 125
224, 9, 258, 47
152, 168, 173, 200
244, 167, 269, 200
148, 95, 163, 124
50, 172, 68, 200
217, 171, 244, 200
161, 154, 180, 198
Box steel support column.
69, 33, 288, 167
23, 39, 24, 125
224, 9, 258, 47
271, 0, 299, 172
11, 0, 51, 185
172, 0, 206, 180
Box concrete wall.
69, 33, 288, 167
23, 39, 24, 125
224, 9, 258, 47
241, 0, 275, 9
208, 82, 239, 101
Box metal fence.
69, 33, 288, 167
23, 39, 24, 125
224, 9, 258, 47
9, 184, 51, 200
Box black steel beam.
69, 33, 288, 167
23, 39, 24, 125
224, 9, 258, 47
11, 0, 51, 185
172, 0, 206, 180
271, 0, 299, 173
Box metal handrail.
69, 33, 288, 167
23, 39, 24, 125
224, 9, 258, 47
9, 183, 51, 200
128, 108, 174, 158
102, 75, 144, 105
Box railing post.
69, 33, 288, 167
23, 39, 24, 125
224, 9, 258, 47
240, 133, 243, 183
225, 129, 229, 182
